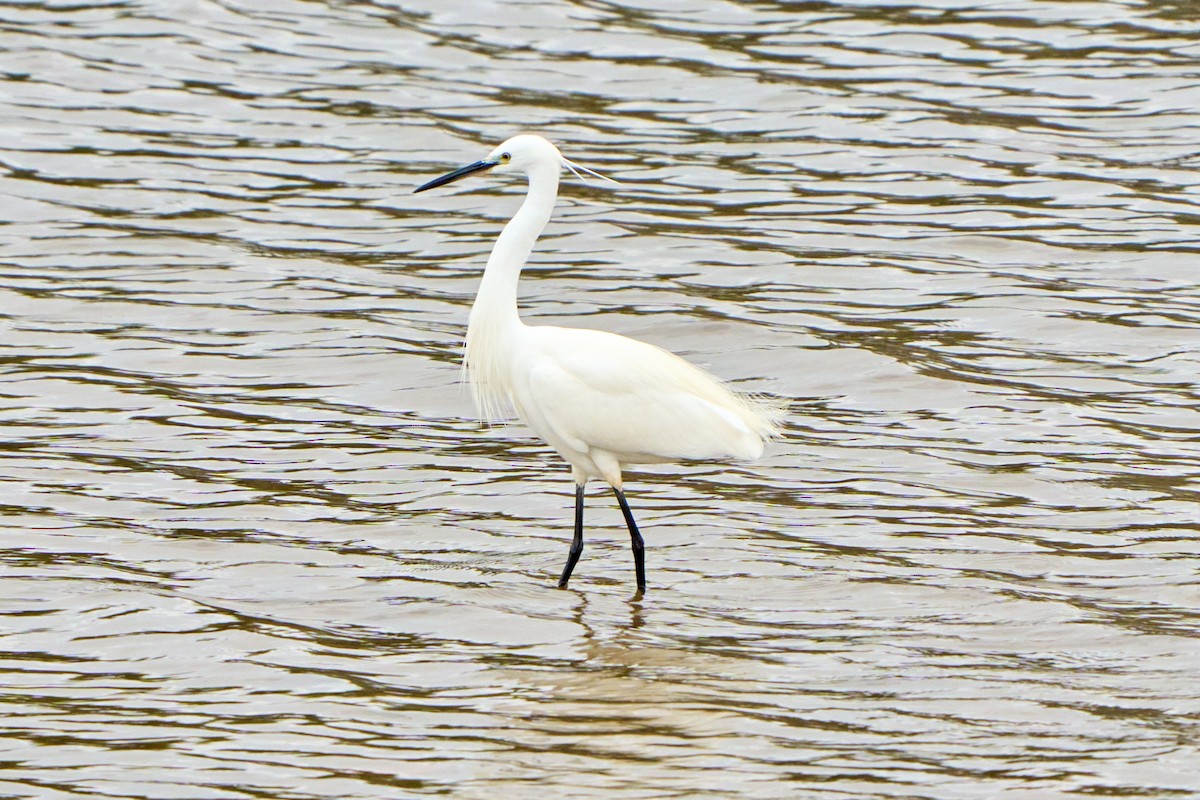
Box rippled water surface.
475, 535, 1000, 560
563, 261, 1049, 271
3, 1, 1200, 797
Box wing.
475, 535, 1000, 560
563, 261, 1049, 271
517, 327, 770, 463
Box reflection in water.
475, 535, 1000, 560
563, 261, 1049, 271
2, 0, 1199, 798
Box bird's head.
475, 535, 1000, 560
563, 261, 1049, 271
414, 134, 616, 193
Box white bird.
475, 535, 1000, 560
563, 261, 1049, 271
415, 134, 781, 597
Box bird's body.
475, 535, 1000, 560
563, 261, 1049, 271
486, 324, 773, 482
416, 134, 780, 596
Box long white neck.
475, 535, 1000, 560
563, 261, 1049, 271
464, 164, 560, 419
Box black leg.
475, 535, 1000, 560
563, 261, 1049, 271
613, 488, 646, 596
557, 484, 585, 588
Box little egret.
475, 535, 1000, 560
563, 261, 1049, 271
415, 134, 781, 596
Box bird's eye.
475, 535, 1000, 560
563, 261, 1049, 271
500, 152, 511, 163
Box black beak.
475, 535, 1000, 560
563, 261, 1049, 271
413, 159, 498, 193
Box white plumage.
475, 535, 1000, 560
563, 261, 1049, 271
415, 134, 781, 596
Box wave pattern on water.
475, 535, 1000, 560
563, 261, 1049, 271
2, 0, 1199, 798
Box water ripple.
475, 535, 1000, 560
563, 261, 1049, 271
2, 0, 1199, 798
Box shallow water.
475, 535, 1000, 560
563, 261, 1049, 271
2, 1, 1199, 797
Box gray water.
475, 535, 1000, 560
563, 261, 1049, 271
2, 1, 1199, 798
